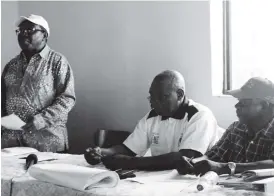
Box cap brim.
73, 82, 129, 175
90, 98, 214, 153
16, 16, 37, 27
226, 89, 245, 99
16, 16, 27, 27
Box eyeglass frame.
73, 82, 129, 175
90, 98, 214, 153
15, 27, 45, 36
147, 93, 173, 104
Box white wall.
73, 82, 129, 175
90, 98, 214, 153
1, 1, 20, 70
2, 1, 237, 153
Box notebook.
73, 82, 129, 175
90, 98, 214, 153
28, 163, 119, 192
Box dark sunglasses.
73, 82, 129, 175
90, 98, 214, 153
15, 27, 45, 36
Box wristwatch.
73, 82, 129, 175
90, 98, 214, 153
228, 162, 236, 176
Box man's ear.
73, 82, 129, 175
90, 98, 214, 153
44, 32, 48, 39
177, 89, 184, 100
260, 101, 273, 114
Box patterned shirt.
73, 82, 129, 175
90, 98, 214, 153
206, 118, 274, 162
1, 45, 76, 152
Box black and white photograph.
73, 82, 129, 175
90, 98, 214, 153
1, 0, 274, 196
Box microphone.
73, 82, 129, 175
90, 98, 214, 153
25, 154, 38, 170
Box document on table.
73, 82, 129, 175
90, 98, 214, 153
124, 170, 221, 195
1, 113, 26, 130
125, 169, 199, 184
1, 147, 38, 157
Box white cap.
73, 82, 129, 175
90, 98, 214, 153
16, 14, 50, 36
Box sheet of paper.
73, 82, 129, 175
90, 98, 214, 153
125, 169, 199, 184
1, 147, 38, 157
1, 113, 26, 130
18, 153, 70, 162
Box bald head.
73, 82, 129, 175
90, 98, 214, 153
152, 70, 186, 92
149, 70, 186, 116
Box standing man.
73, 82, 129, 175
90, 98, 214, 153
85, 70, 224, 171
1, 14, 76, 152
184, 77, 274, 176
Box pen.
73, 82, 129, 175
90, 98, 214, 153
120, 170, 135, 175
93, 151, 103, 158
115, 169, 135, 175
115, 169, 122, 172
189, 157, 194, 164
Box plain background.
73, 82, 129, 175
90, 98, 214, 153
1, 1, 237, 153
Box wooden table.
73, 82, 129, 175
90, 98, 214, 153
2, 152, 273, 196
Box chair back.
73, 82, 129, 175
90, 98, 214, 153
94, 129, 130, 148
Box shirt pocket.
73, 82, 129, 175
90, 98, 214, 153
231, 143, 245, 161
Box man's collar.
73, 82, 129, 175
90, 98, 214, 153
20, 45, 50, 60
261, 117, 274, 137
147, 97, 190, 121
39, 45, 50, 59
244, 117, 274, 138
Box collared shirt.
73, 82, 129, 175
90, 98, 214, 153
123, 99, 224, 156
206, 118, 274, 162
1, 45, 76, 152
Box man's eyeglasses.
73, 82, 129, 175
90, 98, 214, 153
147, 94, 171, 103
15, 27, 45, 36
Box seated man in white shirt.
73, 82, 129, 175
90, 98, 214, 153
85, 70, 224, 171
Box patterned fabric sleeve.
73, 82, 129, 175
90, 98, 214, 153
205, 122, 235, 162
1, 62, 10, 117
25, 57, 76, 131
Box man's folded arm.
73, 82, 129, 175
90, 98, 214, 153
225, 149, 274, 174
234, 159, 274, 173
124, 149, 203, 171
100, 141, 203, 170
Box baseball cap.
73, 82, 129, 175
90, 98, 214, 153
226, 77, 274, 104
16, 14, 50, 36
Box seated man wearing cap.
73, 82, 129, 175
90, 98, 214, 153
1, 14, 76, 152
180, 77, 274, 176
85, 70, 224, 171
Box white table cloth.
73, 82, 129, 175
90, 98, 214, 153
2, 152, 273, 196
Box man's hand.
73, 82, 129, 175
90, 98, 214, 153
175, 156, 195, 175
21, 122, 35, 133
192, 158, 225, 176
84, 147, 102, 165
102, 154, 135, 170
